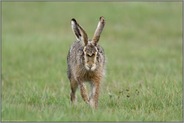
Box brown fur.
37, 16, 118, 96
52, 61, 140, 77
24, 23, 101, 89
67, 17, 105, 108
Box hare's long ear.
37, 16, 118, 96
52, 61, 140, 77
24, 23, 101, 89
71, 18, 88, 46
92, 16, 105, 45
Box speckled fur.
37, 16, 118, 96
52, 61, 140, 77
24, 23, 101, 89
67, 17, 106, 108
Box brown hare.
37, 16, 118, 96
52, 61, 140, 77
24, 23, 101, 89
67, 16, 106, 108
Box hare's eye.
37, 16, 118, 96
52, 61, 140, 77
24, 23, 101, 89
87, 54, 91, 57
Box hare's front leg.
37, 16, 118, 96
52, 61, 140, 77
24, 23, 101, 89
79, 82, 89, 104
89, 81, 100, 108
70, 79, 78, 104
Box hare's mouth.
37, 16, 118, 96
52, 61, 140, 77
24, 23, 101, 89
85, 64, 96, 71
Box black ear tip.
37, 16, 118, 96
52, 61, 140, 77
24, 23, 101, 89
71, 18, 77, 22
99, 16, 104, 20
100, 16, 105, 22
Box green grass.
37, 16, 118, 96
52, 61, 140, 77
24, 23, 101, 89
2, 2, 182, 121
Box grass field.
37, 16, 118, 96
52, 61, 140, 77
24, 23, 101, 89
2, 2, 182, 121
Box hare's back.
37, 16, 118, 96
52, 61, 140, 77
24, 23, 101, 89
67, 41, 83, 78
69, 41, 83, 55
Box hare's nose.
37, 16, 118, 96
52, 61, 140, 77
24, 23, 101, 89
88, 64, 92, 69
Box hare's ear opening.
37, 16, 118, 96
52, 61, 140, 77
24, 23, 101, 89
71, 18, 88, 46
71, 18, 81, 41
92, 16, 105, 45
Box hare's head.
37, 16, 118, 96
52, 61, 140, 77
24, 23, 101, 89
71, 17, 105, 71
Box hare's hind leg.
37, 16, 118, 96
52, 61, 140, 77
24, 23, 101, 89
70, 79, 78, 104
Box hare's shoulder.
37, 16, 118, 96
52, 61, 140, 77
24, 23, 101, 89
71, 41, 83, 50
69, 41, 84, 53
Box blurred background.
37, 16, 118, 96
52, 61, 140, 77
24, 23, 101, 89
2, 2, 182, 121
